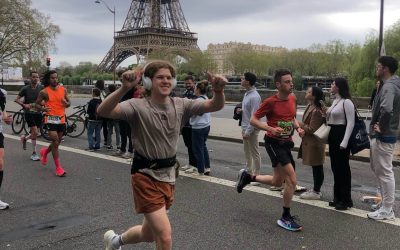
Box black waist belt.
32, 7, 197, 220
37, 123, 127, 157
131, 151, 176, 174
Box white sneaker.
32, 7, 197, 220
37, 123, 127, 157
269, 185, 284, 191
30, 153, 40, 161
204, 168, 211, 175
104, 230, 121, 250
181, 164, 191, 171
367, 208, 395, 220
121, 152, 132, 159
192, 172, 205, 177
0, 200, 9, 210
185, 167, 197, 174
300, 190, 321, 200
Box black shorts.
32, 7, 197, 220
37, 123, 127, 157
24, 112, 43, 127
264, 136, 295, 168
0, 133, 4, 148
46, 123, 66, 133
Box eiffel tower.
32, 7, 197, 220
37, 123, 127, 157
98, 0, 199, 71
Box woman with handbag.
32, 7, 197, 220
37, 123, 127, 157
326, 77, 355, 210
297, 86, 326, 200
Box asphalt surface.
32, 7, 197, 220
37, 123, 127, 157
1, 94, 400, 249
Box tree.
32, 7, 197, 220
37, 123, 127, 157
0, 0, 60, 69
177, 50, 217, 77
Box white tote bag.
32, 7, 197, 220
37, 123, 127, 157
313, 123, 330, 143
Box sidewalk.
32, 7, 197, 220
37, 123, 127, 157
209, 117, 400, 166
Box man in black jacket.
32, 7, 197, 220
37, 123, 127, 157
180, 75, 198, 172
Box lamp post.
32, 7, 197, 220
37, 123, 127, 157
95, 0, 116, 84
378, 0, 385, 56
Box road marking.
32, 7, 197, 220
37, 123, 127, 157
5, 133, 400, 226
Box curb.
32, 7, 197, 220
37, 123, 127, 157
208, 135, 400, 166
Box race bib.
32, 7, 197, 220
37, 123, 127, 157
47, 115, 62, 124
277, 121, 294, 138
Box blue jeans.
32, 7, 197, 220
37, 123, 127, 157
87, 120, 102, 149
191, 126, 210, 173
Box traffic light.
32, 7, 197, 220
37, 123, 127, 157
46, 57, 51, 67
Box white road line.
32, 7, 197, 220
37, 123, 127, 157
5, 133, 400, 226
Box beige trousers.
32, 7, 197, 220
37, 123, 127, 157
243, 129, 261, 175
370, 138, 396, 210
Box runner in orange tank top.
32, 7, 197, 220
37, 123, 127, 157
35, 70, 70, 177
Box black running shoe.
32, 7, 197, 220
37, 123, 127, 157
236, 169, 251, 193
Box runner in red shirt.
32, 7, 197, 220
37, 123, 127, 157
236, 69, 304, 232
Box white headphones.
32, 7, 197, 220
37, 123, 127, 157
142, 62, 177, 90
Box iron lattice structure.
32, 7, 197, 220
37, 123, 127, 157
98, 0, 199, 71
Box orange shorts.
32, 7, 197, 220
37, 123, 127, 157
131, 172, 175, 214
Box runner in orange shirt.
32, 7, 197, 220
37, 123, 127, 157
35, 70, 70, 177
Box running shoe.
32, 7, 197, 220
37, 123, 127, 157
0, 199, 9, 210
204, 168, 211, 176
236, 169, 252, 193
55, 167, 66, 177
104, 230, 121, 250
30, 152, 40, 161
367, 208, 395, 220
20, 135, 27, 150
40, 148, 48, 165
277, 216, 303, 232
107, 145, 114, 150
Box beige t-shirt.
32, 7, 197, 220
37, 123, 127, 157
119, 96, 205, 183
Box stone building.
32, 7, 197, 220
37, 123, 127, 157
207, 42, 287, 75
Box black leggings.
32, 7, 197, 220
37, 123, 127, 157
312, 165, 324, 192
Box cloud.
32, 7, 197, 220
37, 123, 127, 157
30, 0, 400, 66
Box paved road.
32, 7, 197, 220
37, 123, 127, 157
1, 131, 400, 249
2, 93, 400, 249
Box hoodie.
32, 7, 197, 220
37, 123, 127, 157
370, 74, 400, 141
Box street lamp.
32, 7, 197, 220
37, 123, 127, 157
378, 0, 385, 56
95, 0, 116, 84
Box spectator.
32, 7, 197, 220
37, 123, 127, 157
326, 77, 355, 210
298, 86, 326, 200
367, 56, 400, 220
105, 84, 120, 150
240, 72, 261, 178
86, 88, 103, 151
186, 80, 212, 176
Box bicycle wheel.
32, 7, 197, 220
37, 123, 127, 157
66, 115, 86, 138
11, 112, 25, 134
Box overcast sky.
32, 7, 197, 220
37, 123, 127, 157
31, 0, 400, 67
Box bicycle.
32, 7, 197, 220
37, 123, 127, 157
11, 108, 29, 135
40, 104, 87, 140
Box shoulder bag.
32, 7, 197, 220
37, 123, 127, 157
344, 101, 370, 155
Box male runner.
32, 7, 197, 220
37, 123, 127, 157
236, 69, 304, 231
15, 71, 43, 160
35, 70, 70, 177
